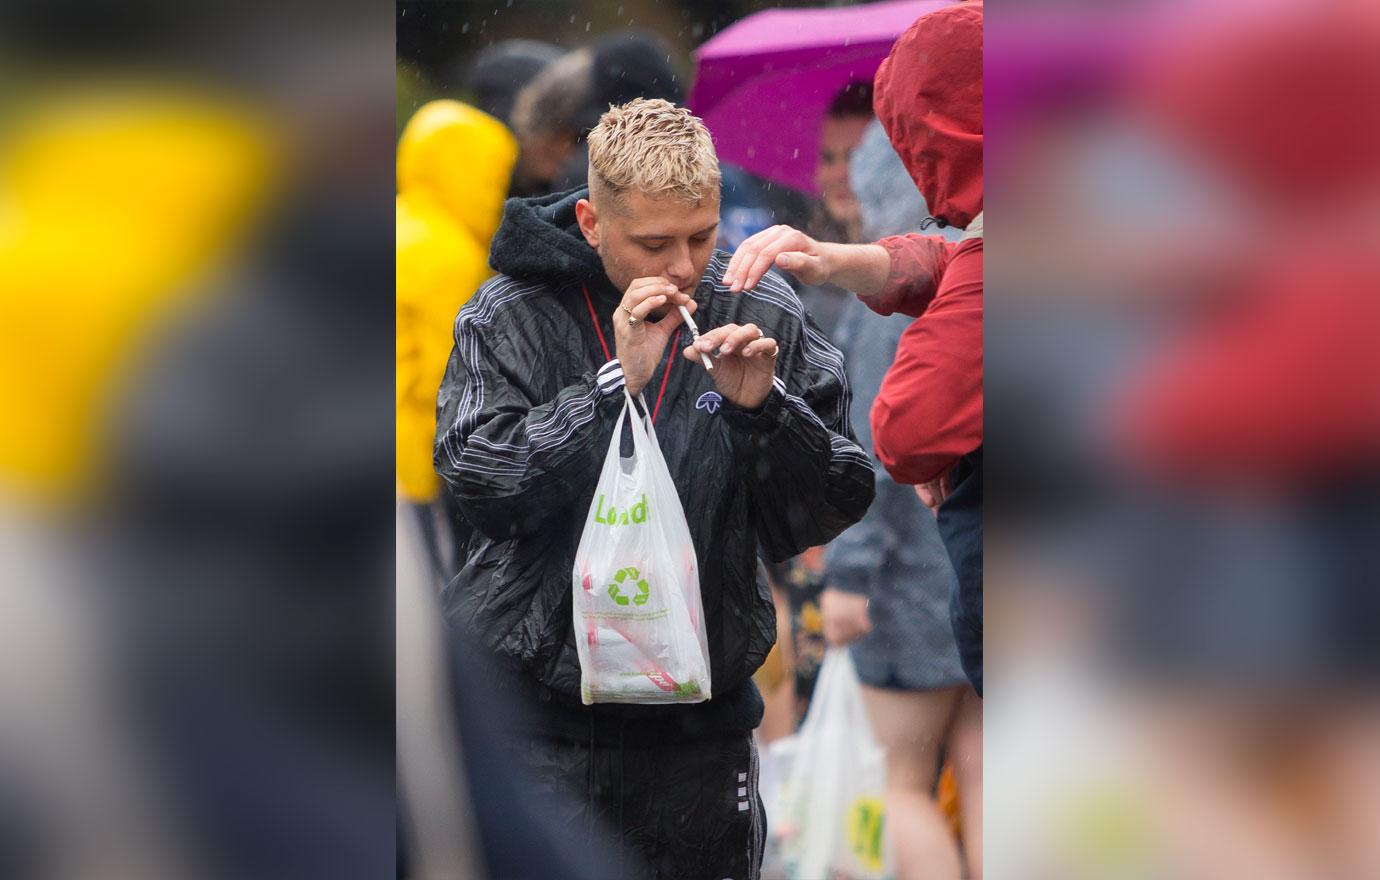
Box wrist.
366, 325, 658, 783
726, 385, 770, 411
831, 242, 890, 300
596, 359, 627, 398
721, 378, 785, 431
815, 241, 841, 285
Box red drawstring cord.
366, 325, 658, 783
581, 283, 612, 362
581, 283, 675, 424
651, 344, 674, 424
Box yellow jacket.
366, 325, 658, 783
0, 91, 272, 506
396, 100, 516, 501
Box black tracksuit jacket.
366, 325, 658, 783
434, 186, 875, 744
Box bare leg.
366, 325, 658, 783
1320, 704, 1380, 878
949, 687, 983, 879
755, 586, 797, 743
862, 684, 965, 880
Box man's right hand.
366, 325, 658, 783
723, 225, 830, 293
613, 276, 696, 397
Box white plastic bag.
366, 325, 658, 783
572, 390, 711, 705
776, 648, 892, 880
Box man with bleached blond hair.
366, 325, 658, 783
434, 97, 873, 878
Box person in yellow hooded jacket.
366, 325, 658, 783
396, 100, 517, 577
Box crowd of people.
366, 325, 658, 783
396, 3, 984, 878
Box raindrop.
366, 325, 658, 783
569, 14, 576, 23
586, 22, 591, 31
462, 21, 470, 33
692, 24, 703, 38
617, 5, 624, 14
792, 148, 799, 159
507, 0, 513, 5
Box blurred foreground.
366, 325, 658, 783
0, 4, 395, 878
987, 1, 1380, 876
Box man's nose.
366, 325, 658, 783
666, 248, 694, 286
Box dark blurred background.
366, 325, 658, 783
398, 0, 796, 137
985, 1, 1380, 876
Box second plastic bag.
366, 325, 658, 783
774, 648, 893, 879
572, 389, 711, 705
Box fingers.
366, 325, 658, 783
739, 228, 800, 293
822, 614, 870, 647
620, 278, 667, 315
691, 322, 777, 359
691, 322, 738, 354
823, 625, 844, 648
622, 277, 691, 317
635, 292, 696, 329
653, 302, 686, 336
915, 480, 945, 514
740, 336, 779, 360
775, 250, 824, 285
629, 290, 670, 322
718, 324, 763, 356
723, 227, 777, 289
725, 225, 803, 292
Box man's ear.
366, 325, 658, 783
575, 198, 599, 248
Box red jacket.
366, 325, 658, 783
1122, 7, 1380, 485
868, 2, 984, 484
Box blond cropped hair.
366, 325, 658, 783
586, 98, 720, 204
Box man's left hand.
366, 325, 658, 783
683, 322, 779, 410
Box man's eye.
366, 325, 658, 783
643, 242, 666, 253
691, 236, 710, 246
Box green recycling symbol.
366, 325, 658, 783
607, 566, 650, 606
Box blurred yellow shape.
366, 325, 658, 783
1054, 782, 1157, 877
395, 100, 517, 502
0, 87, 276, 506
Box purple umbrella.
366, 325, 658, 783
689, 0, 956, 195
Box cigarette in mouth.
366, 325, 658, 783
678, 304, 714, 371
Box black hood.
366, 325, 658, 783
489, 186, 607, 286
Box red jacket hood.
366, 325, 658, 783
1139, 6, 1380, 209
874, 2, 983, 229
